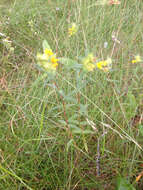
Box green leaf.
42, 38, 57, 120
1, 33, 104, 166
37, 53, 48, 62
58, 120, 67, 126
64, 95, 77, 103
69, 124, 95, 134
57, 89, 65, 98
83, 136, 88, 152
68, 119, 79, 125
124, 92, 137, 120
72, 129, 95, 134
31, 73, 48, 88
42, 40, 51, 51
58, 57, 81, 70
70, 125, 95, 134
79, 104, 88, 116
116, 177, 136, 190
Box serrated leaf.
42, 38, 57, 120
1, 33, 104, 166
42, 40, 51, 51
116, 177, 136, 190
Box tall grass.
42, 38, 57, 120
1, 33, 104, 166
0, 0, 143, 189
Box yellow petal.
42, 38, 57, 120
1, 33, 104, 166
96, 61, 104, 69
132, 55, 142, 64
51, 56, 58, 64
44, 49, 54, 56
68, 23, 77, 36
131, 60, 137, 64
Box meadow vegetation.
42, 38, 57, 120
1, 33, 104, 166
0, 0, 143, 189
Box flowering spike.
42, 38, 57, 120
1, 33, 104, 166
36, 46, 58, 73
96, 57, 112, 72
44, 48, 54, 57
131, 55, 142, 64
82, 53, 96, 72
68, 23, 77, 37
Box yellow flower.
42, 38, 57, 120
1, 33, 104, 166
37, 52, 58, 73
52, 63, 58, 68
82, 53, 94, 65
84, 63, 95, 72
96, 58, 112, 72
38, 60, 58, 72
68, 23, 77, 36
96, 61, 106, 69
50, 56, 58, 64
82, 53, 96, 72
44, 48, 54, 57
50, 56, 59, 69
131, 55, 142, 64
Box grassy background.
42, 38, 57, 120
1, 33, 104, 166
0, 0, 143, 189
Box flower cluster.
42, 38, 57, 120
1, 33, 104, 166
82, 53, 112, 72
68, 23, 77, 37
36, 39, 143, 76
131, 55, 142, 64
96, 58, 112, 72
37, 48, 58, 73
82, 53, 96, 72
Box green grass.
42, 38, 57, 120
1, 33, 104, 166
0, 0, 143, 189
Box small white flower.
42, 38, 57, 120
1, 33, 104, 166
104, 42, 108, 48
56, 7, 60, 11
112, 32, 120, 44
